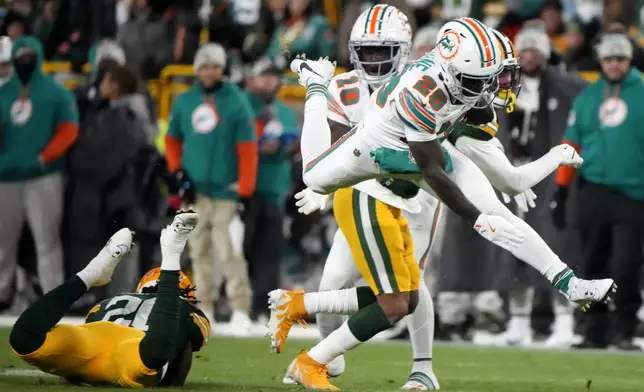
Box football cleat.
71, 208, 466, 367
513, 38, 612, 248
86, 228, 135, 287
283, 355, 344, 385
160, 210, 199, 256
267, 289, 308, 353
400, 372, 440, 390
564, 278, 617, 312
285, 350, 339, 390
290, 56, 336, 88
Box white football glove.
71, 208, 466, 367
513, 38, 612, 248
552, 144, 583, 168
501, 188, 537, 213
474, 214, 525, 252
295, 188, 329, 215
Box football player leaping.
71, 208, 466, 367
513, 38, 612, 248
283, 6, 442, 390
268, 15, 616, 391
10, 211, 208, 388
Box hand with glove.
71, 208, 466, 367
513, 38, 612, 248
551, 144, 583, 168
473, 214, 525, 253
550, 187, 568, 229
501, 188, 537, 213
294, 187, 330, 215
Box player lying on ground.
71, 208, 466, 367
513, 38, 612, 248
9, 211, 204, 388
284, 5, 441, 390
268, 16, 616, 391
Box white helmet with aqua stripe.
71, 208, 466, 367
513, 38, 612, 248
349, 4, 412, 90
435, 17, 503, 108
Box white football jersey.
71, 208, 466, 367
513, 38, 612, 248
361, 50, 470, 151
327, 70, 371, 127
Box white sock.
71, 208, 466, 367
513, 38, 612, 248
308, 322, 361, 365
160, 235, 182, 271
500, 212, 569, 282
317, 313, 346, 339
407, 283, 434, 375
304, 288, 359, 315
76, 246, 113, 288
300, 91, 331, 169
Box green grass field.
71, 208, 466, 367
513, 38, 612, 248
2, 328, 644, 392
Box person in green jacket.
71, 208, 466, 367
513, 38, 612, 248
243, 58, 299, 320
164, 43, 258, 335
266, 0, 337, 69
0, 36, 79, 309
552, 32, 644, 350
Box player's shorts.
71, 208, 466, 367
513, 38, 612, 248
333, 186, 420, 295
12, 321, 159, 388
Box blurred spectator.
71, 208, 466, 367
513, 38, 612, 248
0, 9, 28, 40
541, 0, 568, 55
243, 58, 298, 321
117, 0, 175, 79
164, 43, 257, 334
410, 23, 439, 60
562, 18, 603, 71
33, 0, 54, 49
0, 36, 78, 310
495, 23, 587, 348
244, 0, 288, 62
0, 35, 11, 85
75, 40, 157, 137
64, 64, 154, 298
266, 0, 336, 69
553, 32, 644, 350
337, 0, 416, 67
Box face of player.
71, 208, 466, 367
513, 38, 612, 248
356, 45, 398, 76
289, 0, 308, 17
197, 63, 224, 88
600, 56, 630, 82
251, 73, 281, 102
519, 49, 546, 77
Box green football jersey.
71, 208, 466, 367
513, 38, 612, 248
85, 293, 210, 352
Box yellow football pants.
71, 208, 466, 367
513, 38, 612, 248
333, 187, 420, 295
13, 321, 158, 388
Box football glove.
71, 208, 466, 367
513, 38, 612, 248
294, 187, 329, 215
501, 188, 537, 213
474, 214, 525, 252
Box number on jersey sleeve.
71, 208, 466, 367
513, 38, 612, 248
376, 65, 410, 108
413, 76, 448, 111
328, 75, 359, 125
395, 88, 437, 134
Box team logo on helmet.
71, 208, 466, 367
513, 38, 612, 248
437, 31, 460, 60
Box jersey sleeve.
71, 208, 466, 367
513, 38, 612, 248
184, 303, 211, 351
327, 77, 351, 126
395, 88, 437, 142
85, 299, 109, 323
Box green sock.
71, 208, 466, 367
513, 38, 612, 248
139, 271, 181, 369
356, 286, 377, 309
10, 276, 87, 355
347, 302, 392, 342
552, 268, 575, 293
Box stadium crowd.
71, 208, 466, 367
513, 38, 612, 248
0, 0, 643, 350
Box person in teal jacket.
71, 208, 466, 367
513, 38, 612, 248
164, 43, 257, 334
0, 36, 79, 309
552, 32, 644, 350
266, 0, 337, 69
243, 59, 299, 319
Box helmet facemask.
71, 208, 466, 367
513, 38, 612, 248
495, 62, 522, 112
349, 41, 405, 89
444, 63, 501, 108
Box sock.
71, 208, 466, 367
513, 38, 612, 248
300, 84, 331, 169
407, 283, 434, 375
347, 301, 392, 342
500, 213, 570, 283
308, 322, 361, 365
552, 268, 575, 294
160, 235, 182, 271
317, 313, 346, 340
139, 270, 181, 369
76, 246, 116, 287
10, 276, 87, 355
304, 286, 376, 315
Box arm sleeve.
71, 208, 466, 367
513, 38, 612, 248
236, 96, 258, 197
555, 105, 582, 187
40, 89, 79, 163
455, 135, 562, 196
165, 101, 184, 173
395, 88, 437, 142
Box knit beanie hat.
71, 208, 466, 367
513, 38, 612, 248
514, 21, 551, 60
194, 43, 227, 72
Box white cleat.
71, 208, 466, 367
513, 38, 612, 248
401, 372, 440, 390
290, 56, 336, 88
495, 316, 532, 347
564, 278, 617, 312
89, 228, 135, 286
160, 210, 200, 255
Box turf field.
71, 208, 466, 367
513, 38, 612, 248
2, 328, 644, 392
